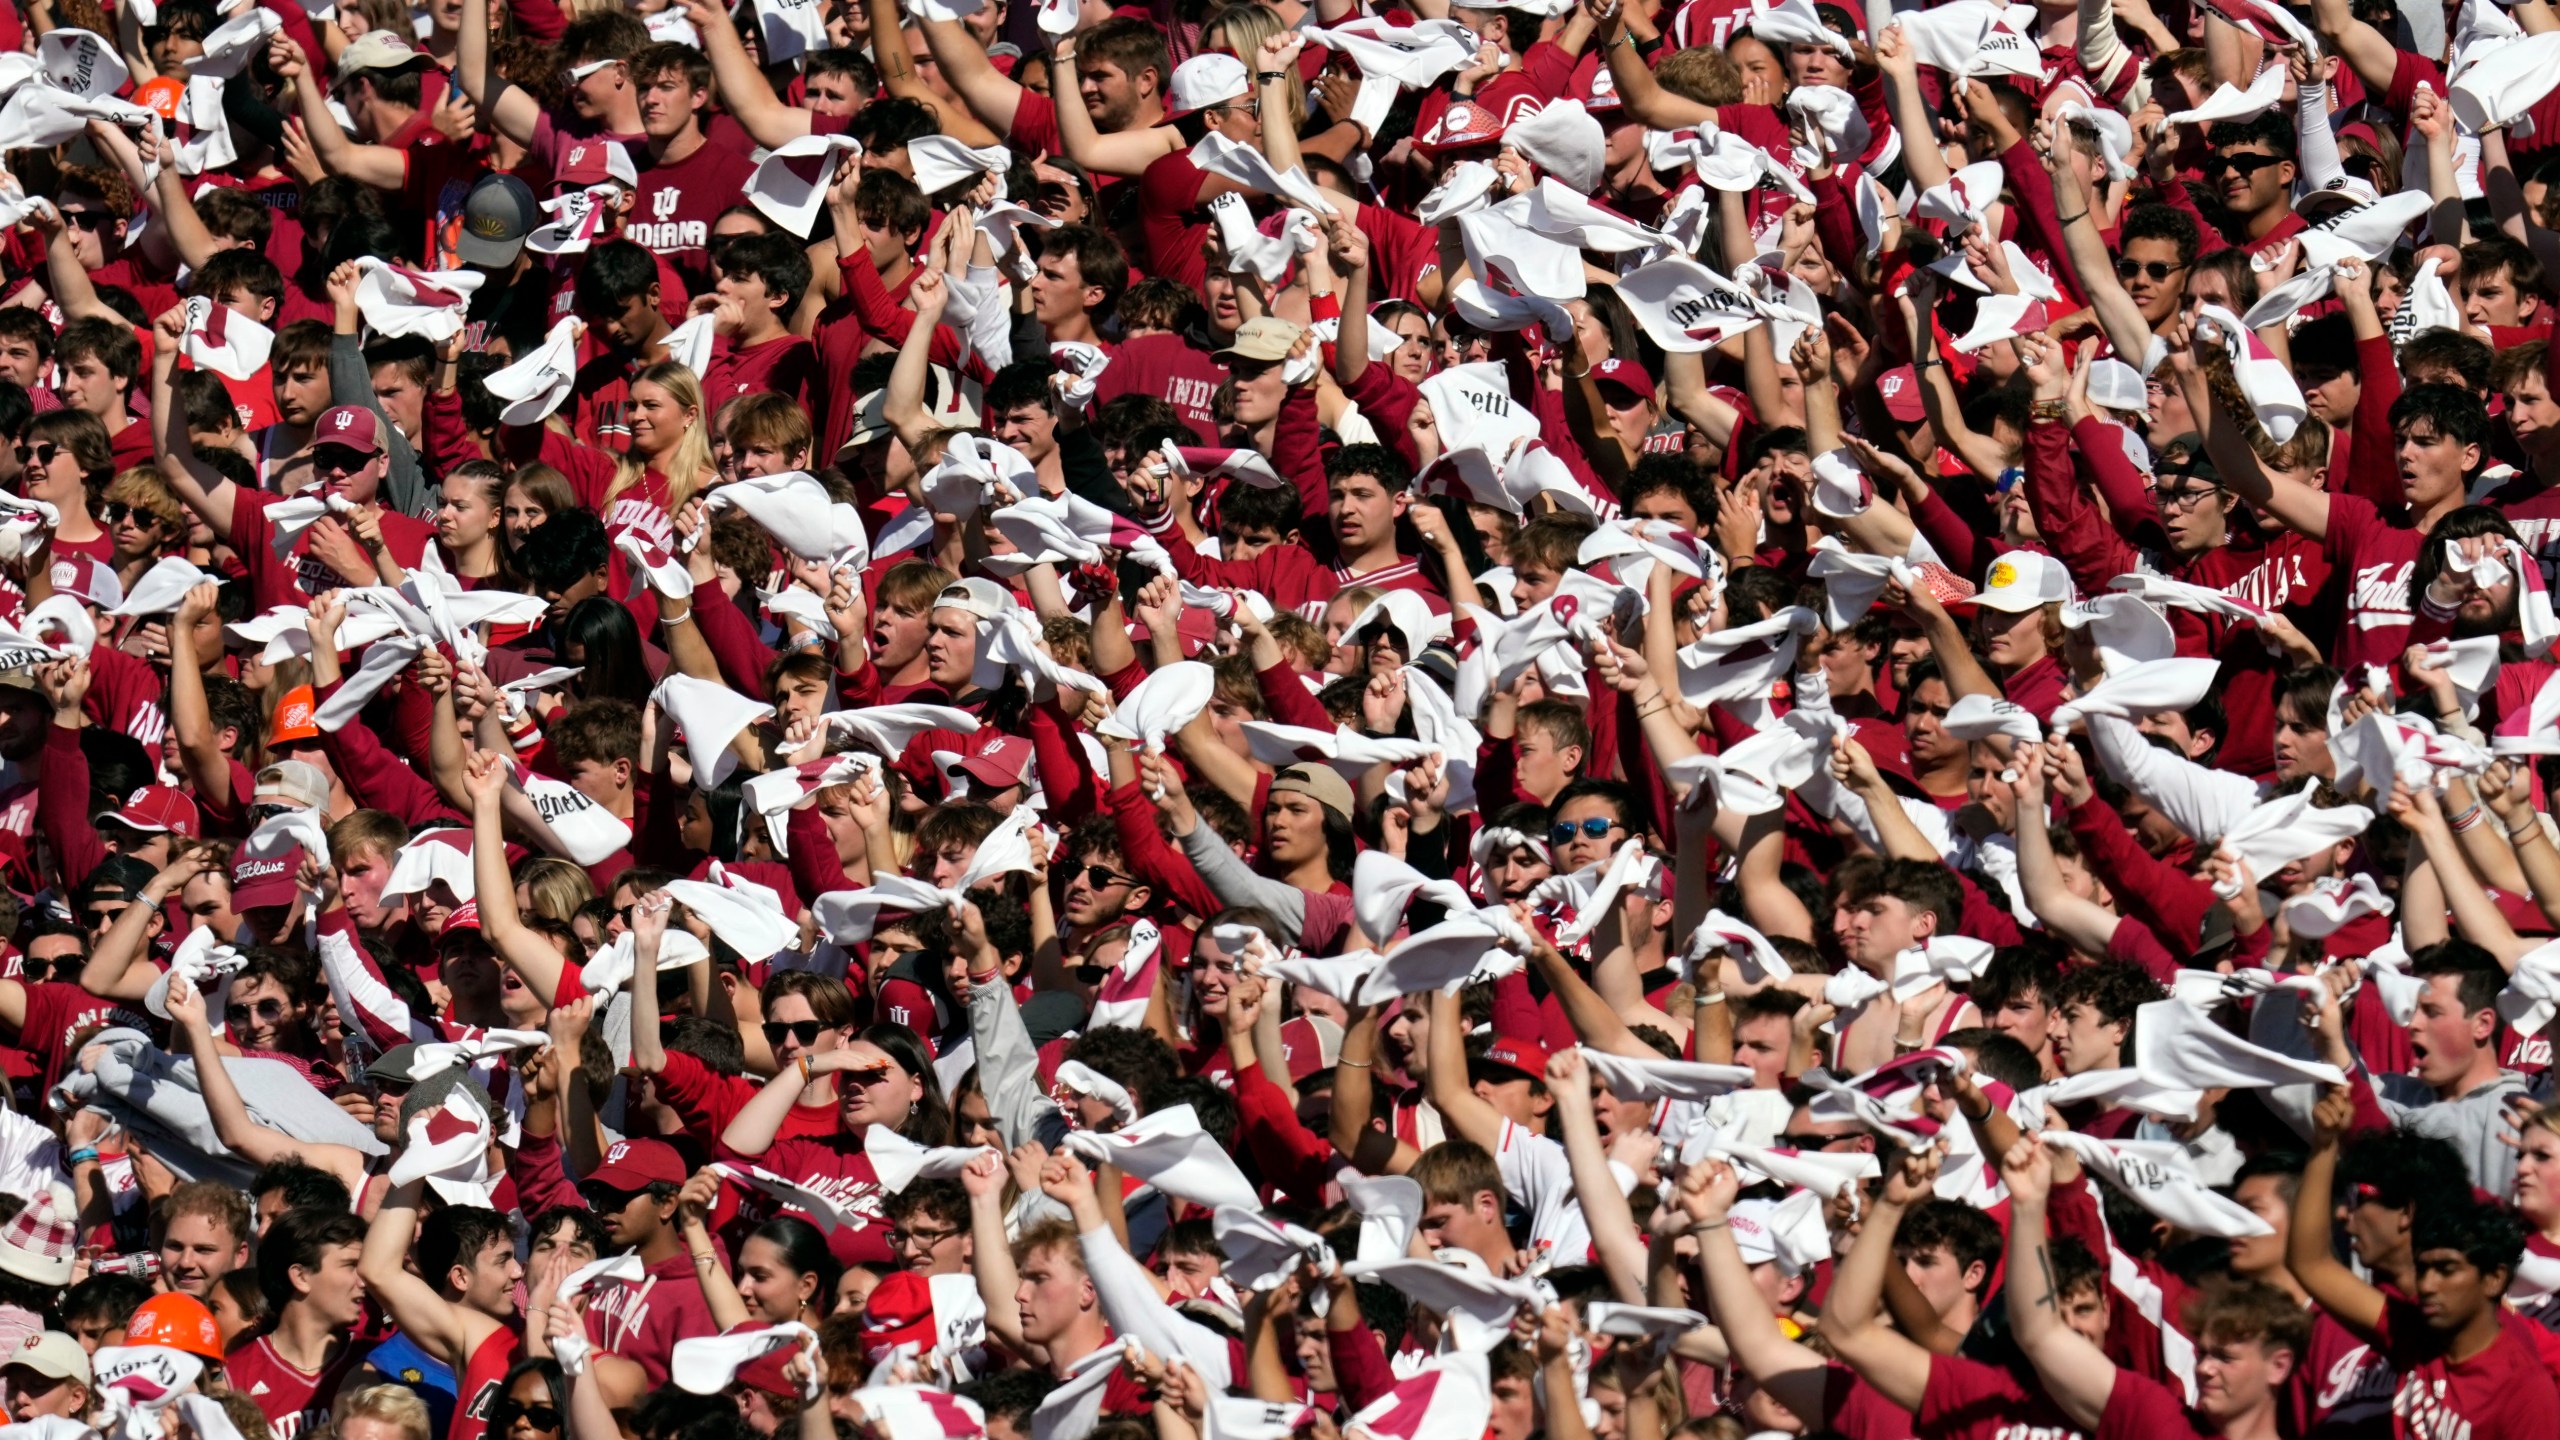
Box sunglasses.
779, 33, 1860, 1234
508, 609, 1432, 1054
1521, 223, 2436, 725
1548, 818, 1622, 845
13, 442, 59, 470
2114, 258, 2184, 282
2206, 152, 2284, 179
58, 210, 107, 233
489, 1403, 562, 1432
1079, 864, 1133, 889
763, 1019, 825, 1048
1775, 1130, 1851, 1150
578, 1181, 645, 1211
226, 998, 286, 1028
2342, 154, 2383, 181
249, 803, 299, 823
310, 445, 370, 475
101, 501, 166, 529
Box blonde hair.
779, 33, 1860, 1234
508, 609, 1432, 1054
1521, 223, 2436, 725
1199, 6, 1305, 131
516, 857, 595, 925
610, 363, 716, 519
332, 1387, 431, 1440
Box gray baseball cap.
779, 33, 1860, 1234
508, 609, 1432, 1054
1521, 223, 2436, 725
457, 173, 538, 267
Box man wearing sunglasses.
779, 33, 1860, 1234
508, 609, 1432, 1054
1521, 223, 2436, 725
2205, 113, 2303, 251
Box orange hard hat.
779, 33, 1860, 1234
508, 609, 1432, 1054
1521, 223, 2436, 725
124, 1291, 224, 1360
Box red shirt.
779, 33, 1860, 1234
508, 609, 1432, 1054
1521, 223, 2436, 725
2097, 1368, 2206, 1440
1091, 332, 1223, 444
448, 1326, 521, 1440
1138, 150, 1215, 294
653, 1048, 841, 1149
582, 1252, 720, 1386
230, 487, 436, 612
1919, 1353, 2088, 1440
719, 1130, 897, 1268
2300, 1303, 2398, 1440
2372, 1296, 2560, 1440
703, 332, 822, 423
9, 980, 127, 1087
227, 1334, 377, 1440
627, 138, 759, 296
2324, 493, 2427, 674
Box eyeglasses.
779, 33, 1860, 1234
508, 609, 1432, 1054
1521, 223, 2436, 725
1079, 864, 1133, 890
889, 1225, 961, 1250
1203, 98, 1259, 118
83, 904, 129, 929
1548, 818, 1623, 845
763, 1019, 825, 1048
58, 210, 107, 233
100, 501, 162, 528
1775, 1130, 1852, 1150
2342, 154, 2383, 181
249, 803, 298, 824
2114, 258, 2184, 283
2205, 152, 2284, 179
2151, 483, 2224, 511
578, 1181, 644, 1211
226, 998, 286, 1028
13, 442, 58, 470
310, 445, 369, 475
488, 1403, 562, 1432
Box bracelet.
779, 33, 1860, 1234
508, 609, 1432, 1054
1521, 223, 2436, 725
1916, 357, 1946, 369
1637, 699, 1671, 720
2450, 802, 2484, 833
796, 1055, 813, 1086
1696, 990, 1727, 1006
2031, 398, 2069, 421
66, 1148, 98, 1167
2055, 209, 2089, 224
2518, 816, 2548, 844
1339, 1057, 1373, 1068
1692, 1219, 1729, 1233
1257, 70, 1288, 83
661, 605, 692, 627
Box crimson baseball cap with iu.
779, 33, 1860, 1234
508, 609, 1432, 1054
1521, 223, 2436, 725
96, 784, 200, 839
957, 731, 1032, 790
587, 1137, 687, 1190
311, 405, 384, 457
1470, 1036, 1550, 1084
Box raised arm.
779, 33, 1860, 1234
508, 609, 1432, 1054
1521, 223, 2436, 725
1679, 1158, 1834, 1420
359, 1178, 484, 1369
2045, 148, 2159, 370
149, 307, 241, 538
2173, 319, 2333, 540
458, 0, 540, 146
915, 15, 1031, 137
271, 33, 406, 190
1049, 46, 1180, 177
165, 968, 370, 1184
1424, 986, 1511, 1153
2288, 1083, 2389, 1335
1816, 1143, 1941, 1412
1998, 1138, 2119, 1430
1545, 1049, 1648, 1303
465, 749, 569, 1004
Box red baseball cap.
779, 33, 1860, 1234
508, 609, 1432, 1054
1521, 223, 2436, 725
96, 784, 200, 839
861, 1271, 937, 1358
1472, 1036, 1550, 1082
1590, 357, 1657, 405
1876, 365, 1927, 423
958, 731, 1033, 790
1416, 97, 1508, 155
229, 845, 302, 911
311, 405, 384, 456
588, 1137, 687, 1190
1279, 1014, 1342, 1085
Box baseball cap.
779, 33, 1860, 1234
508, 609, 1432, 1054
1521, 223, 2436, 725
1416, 97, 1507, 154
49, 553, 122, 611
76, 854, 158, 909
255, 757, 331, 809
2153, 432, 2220, 485
1213, 317, 1305, 366
1471, 1035, 1549, 1083
96, 784, 201, 839
553, 139, 639, 193
1876, 365, 1926, 423
1165, 53, 1249, 120
957, 731, 1032, 789
311, 405, 385, 457
3, 1333, 89, 1386
335, 30, 433, 85
457, 173, 539, 267
1729, 1198, 1809, 1273
269, 686, 320, 745
1589, 357, 1656, 405
126, 1293, 223, 1360
1269, 762, 1353, 822
845, 365, 976, 451
588, 1137, 687, 1191
1279, 1014, 1343, 1085
2085, 359, 2150, 420
362, 1043, 429, 1087
1964, 550, 2074, 613
229, 844, 302, 911
933, 577, 1016, 623
860, 1271, 936, 1357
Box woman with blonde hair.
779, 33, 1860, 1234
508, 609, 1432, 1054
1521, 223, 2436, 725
513, 856, 594, 927
499, 362, 714, 550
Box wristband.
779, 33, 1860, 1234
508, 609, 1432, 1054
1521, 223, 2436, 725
2055, 209, 2089, 224
1257, 70, 1288, 83
660, 606, 692, 627
1696, 990, 1727, 1006
67, 1148, 98, 1167
796, 1055, 814, 1086
2450, 802, 2485, 833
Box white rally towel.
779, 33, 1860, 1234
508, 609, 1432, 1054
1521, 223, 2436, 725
663, 862, 796, 965
1578, 1046, 1753, 1103
2279, 873, 2394, 939
1059, 1103, 1261, 1211
2193, 303, 2306, 441
672, 1323, 822, 1400
385, 1089, 496, 1206
1684, 909, 1791, 984
2209, 789, 2375, 898
484, 317, 581, 425
2132, 998, 2345, 1090
1352, 851, 1479, 949
652, 674, 776, 789
1353, 909, 1533, 1004
2051, 656, 2222, 733
1083, 918, 1162, 1030
1336, 1262, 1540, 1354
1342, 1353, 1493, 1440
745, 133, 865, 235
1213, 1206, 1335, 1293
2041, 1132, 2271, 1236
864, 1127, 995, 1194
352, 258, 485, 344
2166, 59, 2286, 124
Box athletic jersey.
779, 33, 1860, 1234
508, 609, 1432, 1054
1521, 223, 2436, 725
448, 1325, 521, 1440
226, 1333, 377, 1440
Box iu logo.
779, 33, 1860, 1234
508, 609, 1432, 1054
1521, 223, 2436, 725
1552, 594, 1579, 625
652, 187, 681, 221
334, 411, 354, 431
606, 1141, 629, 1163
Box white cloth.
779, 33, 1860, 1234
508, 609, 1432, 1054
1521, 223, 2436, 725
2040, 1132, 2272, 1237
351, 259, 483, 344
1578, 1047, 1752, 1102
1060, 1103, 1261, 1210
2132, 998, 2346, 1089
484, 318, 580, 424
2167, 60, 2287, 123
663, 863, 796, 965
673, 1324, 821, 1401
2193, 303, 2306, 441
2210, 790, 2375, 898
2051, 656, 2222, 732
652, 674, 775, 789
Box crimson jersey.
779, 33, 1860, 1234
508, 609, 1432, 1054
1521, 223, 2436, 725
227, 1334, 376, 1440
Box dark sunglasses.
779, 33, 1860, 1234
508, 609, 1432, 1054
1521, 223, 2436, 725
1775, 1130, 1850, 1150
2205, 152, 2284, 179
2341, 154, 2383, 181
310, 445, 370, 474
489, 1403, 562, 1432
2114, 258, 2183, 282
59, 210, 107, 233
578, 1181, 644, 1211
1079, 864, 1133, 889
249, 802, 298, 824
763, 1019, 825, 1048
13, 441, 59, 470
226, 998, 286, 1027
1548, 818, 1621, 845
101, 501, 166, 529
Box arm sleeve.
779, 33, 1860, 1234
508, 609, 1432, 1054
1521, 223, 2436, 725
1076, 1224, 1237, 1387
2343, 334, 2406, 511
1804, 169, 1868, 287
504, 1131, 587, 1213
1230, 1059, 1341, 1202
330, 334, 429, 520
1343, 362, 1424, 474
1996, 138, 2090, 310
688, 594, 780, 699
2071, 416, 2172, 551
1108, 782, 1225, 921
839, 258, 968, 369
313, 679, 455, 828
1023, 703, 1100, 832
1176, 820, 1313, 944
35, 726, 105, 897
969, 968, 1071, 1150
2064, 791, 2216, 961
783, 805, 857, 905
1908, 487, 1984, 577
316, 910, 427, 1052
2024, 419, 2138, 592
2083, 713, 2264, 847
1255, 662, 1333, 731
1272, 384, 1329, 528
2297, 82, 2348, 191
1327, 1318, 1400, 1413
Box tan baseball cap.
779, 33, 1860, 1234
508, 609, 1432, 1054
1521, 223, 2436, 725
1213, 317, 1306, 366
1270, 762, 1353, 821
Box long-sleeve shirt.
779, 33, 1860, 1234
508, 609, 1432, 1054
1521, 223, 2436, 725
968, 946, 1070, 1151
1230, 1058, 1339, 1206
1175, 821, 1356, 953
2065, 790, 2217, 963
34, 726, 104, 897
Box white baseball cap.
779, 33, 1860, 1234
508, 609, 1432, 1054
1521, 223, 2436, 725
1966, 550, 2075, 613
1167, 53, 1249, 118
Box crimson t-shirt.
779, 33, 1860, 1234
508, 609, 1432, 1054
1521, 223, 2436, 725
1092, 332, 1222, 444
1138, 150, 1214, 294
627, 138, 759, 297
227, 1334, 376, 1440
2373, 1296, 2560, 1440
11, 981, 129, 1087
2298, 1303, 2397, 1440
2322, 493, 2426, 673
721, 1131, 896, 1269
2097, 1368, 2206, 1440
583, 1252, 719, 1385
229, 486, 436, 612
1920, 1353, 2089, 1440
